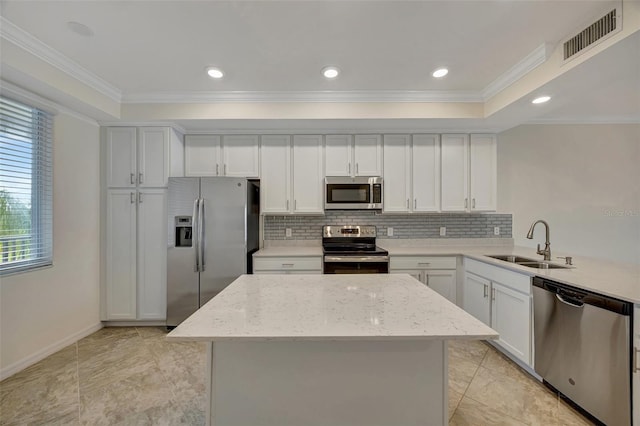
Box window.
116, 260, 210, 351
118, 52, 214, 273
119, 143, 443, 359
0, 97, 53, 275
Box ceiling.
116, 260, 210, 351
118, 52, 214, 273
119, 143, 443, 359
0, 0, 638, 130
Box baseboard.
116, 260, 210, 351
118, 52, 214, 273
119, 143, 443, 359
102, 321, 166, 327
0, 322, 103, 381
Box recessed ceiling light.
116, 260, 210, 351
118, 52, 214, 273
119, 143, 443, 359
532, 96, 551, 104
432, 68, 449, 78
206, 67, 224, 79
67, 21, 94, 37
322, 66, 340, 79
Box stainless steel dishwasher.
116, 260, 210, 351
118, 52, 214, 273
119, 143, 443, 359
533, 277, 632, 426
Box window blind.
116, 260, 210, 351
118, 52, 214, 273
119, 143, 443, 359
0, 96, 53, 275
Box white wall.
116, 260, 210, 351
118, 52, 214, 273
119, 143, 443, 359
0, 111, 102, 378
498, 124, 640, 265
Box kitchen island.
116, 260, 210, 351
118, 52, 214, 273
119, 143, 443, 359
167, 274, 498, 426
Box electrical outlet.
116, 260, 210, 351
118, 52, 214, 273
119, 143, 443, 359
494, 226, 500, 236
285, 228, 292, 238
439, 226, 446, 236
387, 227, 393, 237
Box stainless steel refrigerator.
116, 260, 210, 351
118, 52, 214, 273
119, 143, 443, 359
166, 177, 260, 327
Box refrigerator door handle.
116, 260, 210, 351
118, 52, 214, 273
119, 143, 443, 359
199, 197, 206, 271
193, 198, 200, 272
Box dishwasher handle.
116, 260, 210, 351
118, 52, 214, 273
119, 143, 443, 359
556, 293, 584, 308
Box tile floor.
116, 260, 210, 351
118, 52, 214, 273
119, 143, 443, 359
1, 327, 594, 425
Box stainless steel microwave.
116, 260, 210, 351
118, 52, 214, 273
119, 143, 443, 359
324, 176, 383, 210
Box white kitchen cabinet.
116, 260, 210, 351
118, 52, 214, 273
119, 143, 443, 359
354, 135, 383, 176
136, 189, 167, 320
106, 127, 137, 188
105, 188, 168, 321
464, 258, 532, 365
441, 133, 496, 212
253, 256, 323, 274
441, 134, 469, 212
390, 256, 457, 303
383, 134, 440, 213
106, 127, 183, 188
412, 134, 440, 212
325, 134, 382, 177
105, 189, 137, 320
382, 135, 411, 212
184, 135, 221, 177
260, 135, 291, 214
222, 135, 260, 177
469, 134, 497, 211
325, 135, 352, 176
463, 271, 491, 325
292, 135, 324, 214
185, 135, 259, 178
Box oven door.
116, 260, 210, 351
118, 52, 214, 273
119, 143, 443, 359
323, 256, 389, 274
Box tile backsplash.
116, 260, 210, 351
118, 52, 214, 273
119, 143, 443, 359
264, 211, 512, 240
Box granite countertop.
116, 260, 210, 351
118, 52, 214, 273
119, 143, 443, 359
252, 240, 640, 303
166, 274, 498, 342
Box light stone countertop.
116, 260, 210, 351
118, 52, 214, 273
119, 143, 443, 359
166, 274, 499, 342
252, 239, 640, 303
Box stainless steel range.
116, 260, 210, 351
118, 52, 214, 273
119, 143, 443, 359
322, 225, 389, 274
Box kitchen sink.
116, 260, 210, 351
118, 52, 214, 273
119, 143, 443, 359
485, 255, 571, 270
486, 255, 538, 263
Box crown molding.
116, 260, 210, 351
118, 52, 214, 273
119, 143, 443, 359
99, 120, 188, 134
121, 90, 484, 104
482, 43, 553, 101
0, 79, 99, 126
526, 116, 640, 125
0, 17, 122, 103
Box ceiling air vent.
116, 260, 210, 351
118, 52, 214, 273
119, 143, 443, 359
563, 9, 620, 61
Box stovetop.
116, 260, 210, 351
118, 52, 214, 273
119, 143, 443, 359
322, 225, 388, 257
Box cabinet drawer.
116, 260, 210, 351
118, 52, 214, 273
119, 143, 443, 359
390, 256, 456, 270
253, 256, 322, 272
465, 258, 531, 294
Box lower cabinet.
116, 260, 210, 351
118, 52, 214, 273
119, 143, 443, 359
390, 256, 457, 304
253, 256, 323, 274
105, 188, 167, 320
463, 258, 532, 366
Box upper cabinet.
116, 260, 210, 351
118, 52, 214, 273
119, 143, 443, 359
441, 134, 469, 212
325, 134, 382, 177
184, 134, 259, 178
441, 134, 496, 212
260, 135, 324, 215
383, 134, 440, 213
106, 127, 183, 188
469, 134, 497, 211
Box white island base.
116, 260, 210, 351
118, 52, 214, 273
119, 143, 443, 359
206, 339, 447, 426
167, 274, 497, 426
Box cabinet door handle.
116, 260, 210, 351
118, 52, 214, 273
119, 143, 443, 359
282, 263, 294, 268
418, 262, 430, 266
286, 200, 289, 210
426, 274, 429, 286
138, 192, 143, 203
356, 163, 359, 174
294, 200, 297, 210
130, 192, 136, 204
216, 164, 219, 176
348, 163, 351, 175
406, 199, 409, 208
472, 198, 476, 209
634, 347, 640, 372
224, 164, 227, 175
130, 173, 135, 185
414, 199, 417, 209
492, 288, 496, 301
464, 198, 468, 209
483, 284, 488, 298
138, 173, 143, 184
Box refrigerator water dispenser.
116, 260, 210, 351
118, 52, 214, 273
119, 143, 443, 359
175, 216, 192, 247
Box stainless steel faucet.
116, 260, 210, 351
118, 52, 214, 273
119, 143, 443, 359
526, 220, 551, 261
